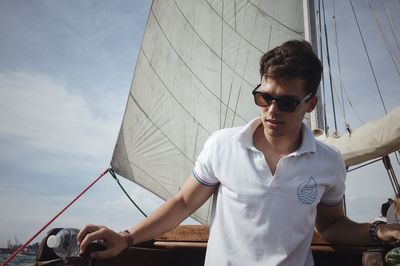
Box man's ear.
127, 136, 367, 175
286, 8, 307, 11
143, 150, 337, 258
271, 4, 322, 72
306, 96, 318, 113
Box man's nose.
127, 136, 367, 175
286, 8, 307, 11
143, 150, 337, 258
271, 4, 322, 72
268, 100, 280, 114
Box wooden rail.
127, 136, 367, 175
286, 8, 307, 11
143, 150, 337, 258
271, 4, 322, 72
35, 225, 385, 266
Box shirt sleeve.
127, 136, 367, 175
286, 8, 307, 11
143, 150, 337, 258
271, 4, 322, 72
320, 151, 346, 206
192, 132, 220, 187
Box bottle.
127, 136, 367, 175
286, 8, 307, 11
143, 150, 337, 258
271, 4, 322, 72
47, 228, 80, 259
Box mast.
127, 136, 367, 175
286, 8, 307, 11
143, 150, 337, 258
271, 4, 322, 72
303, 0, 325, 135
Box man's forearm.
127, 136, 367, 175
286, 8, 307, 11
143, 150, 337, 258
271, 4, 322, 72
319, 217, 374, 246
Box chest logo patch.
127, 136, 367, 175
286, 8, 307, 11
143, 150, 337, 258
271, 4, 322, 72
297, 176, 318, 204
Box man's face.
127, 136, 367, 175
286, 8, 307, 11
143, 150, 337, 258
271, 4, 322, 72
257, 76, 317, 139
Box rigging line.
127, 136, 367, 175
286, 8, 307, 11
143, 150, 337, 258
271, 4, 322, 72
317, 0, 329, 134
109, 169, 147, 217
368, 0, 400, 77
395, 150, 400, 166
129, 92, 196, 165
321, 0, 338, 133
231, 0, 261, 127
153, 3, 254, 113
347, 158, 382, 172
220, 0, 224, 129
140, 49, 212, 136
342, 84, 366, 124
223, 0, 252, 128
332, 0, 346, 123
381, 0, 400, 53
0, 168, 109, 266
349, 0, 388, 114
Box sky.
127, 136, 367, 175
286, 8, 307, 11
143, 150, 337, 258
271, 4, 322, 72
0, 0, 399, 249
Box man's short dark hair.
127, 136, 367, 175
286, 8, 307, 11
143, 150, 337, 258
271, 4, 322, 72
259, 40, 322, 96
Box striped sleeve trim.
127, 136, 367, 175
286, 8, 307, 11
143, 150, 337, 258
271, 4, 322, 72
319, 199, 343, 207
192, 169, 218, 187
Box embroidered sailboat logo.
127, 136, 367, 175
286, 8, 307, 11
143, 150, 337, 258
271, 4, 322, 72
297, 177, 318, 204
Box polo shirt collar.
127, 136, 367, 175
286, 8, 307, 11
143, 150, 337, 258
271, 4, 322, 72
233, 117, 316, 155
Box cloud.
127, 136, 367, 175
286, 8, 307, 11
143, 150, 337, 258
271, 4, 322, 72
0, 71, 118, 161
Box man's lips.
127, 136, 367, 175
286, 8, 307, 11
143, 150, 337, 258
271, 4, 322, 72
266, 119, 283, 125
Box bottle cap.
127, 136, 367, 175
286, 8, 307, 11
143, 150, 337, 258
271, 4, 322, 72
47, 235, 61, 248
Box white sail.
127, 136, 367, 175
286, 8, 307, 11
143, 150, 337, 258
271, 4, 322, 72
320, 106, 400, 167
111, 0, 304, 224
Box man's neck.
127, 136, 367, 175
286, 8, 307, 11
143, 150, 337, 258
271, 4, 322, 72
254, 125, 302, 156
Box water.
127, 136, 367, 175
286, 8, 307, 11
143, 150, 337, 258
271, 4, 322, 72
0, 253, 36, 266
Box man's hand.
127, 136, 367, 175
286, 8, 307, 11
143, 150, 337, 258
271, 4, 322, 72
377, 223, 400, 244
77, 224, 128, 259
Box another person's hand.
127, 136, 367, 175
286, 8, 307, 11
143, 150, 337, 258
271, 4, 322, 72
78, 224, 128, 259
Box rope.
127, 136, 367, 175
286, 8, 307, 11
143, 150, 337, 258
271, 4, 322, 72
332, 0, 347, 128
0, 168, 109, 266
108, 168, 148, 217
317, 0, 329, 134
349, 0, 388, 114
321, 0, 338, 133
367, 0, 400, 77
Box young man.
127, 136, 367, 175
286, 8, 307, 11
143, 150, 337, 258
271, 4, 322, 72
78, 40, 400, 265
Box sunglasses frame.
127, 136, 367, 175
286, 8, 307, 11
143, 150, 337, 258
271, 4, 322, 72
252, 84, 312, 113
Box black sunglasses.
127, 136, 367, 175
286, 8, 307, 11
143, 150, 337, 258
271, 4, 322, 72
252, 84, 312, 113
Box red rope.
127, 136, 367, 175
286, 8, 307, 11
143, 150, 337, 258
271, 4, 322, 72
1, 168, 110, 266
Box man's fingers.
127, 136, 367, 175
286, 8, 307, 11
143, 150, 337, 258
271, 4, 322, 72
79, 226, 107, 254
77, 224, 100, 244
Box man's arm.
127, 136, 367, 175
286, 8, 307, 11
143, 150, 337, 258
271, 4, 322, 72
315, 202, 372, 245
78, 176, 217, 258
316, 202, 400, 246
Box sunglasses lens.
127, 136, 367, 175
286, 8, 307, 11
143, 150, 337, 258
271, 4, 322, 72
254, 93, 272, 107
276, 97, 297, 112
253, 92, 298, 112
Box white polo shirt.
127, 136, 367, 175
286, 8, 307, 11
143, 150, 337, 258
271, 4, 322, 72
193, 117, 346, 266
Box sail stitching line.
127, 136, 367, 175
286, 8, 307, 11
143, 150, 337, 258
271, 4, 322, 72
119, 153, 175, 198
220, 0, 224, 129
223, 0, 252, 128
129, 92, 196, 165
149, 8, 248, 122
172, 0, 258, 87
204, 0, 303, 36
231, 1, 261, 127
199, 0, 298, 55
139, 49, 212, 136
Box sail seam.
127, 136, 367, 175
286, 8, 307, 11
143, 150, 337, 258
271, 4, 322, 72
220, 0, 224, 129
204, 0, 303, 35
148, 9, 248, 123
140, 49, 212, 135
129, 92, 196, 165
223, 0, 252, 128
122, 155, 175, 198
171, 0, 258, 86
232, 1, 261, 127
